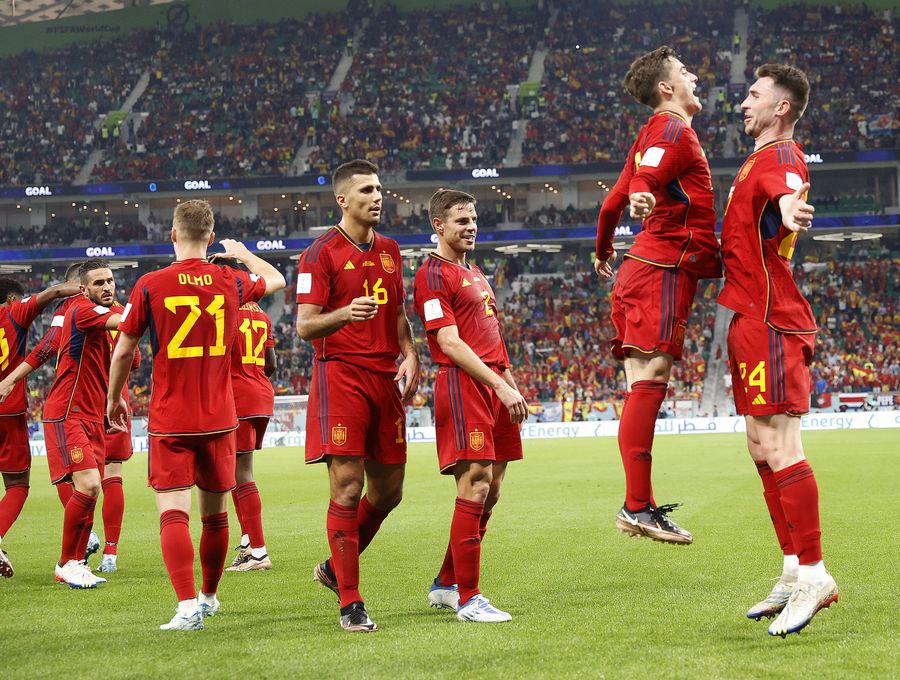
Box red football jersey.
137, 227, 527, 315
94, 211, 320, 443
413, 253, 510, 368
119, 258, 267, 436
296, 226, 403, 375
596, 111, 720, 278
107, 300, 141, 407
230, 301, 275, 419
0, 295, 41, 416
25, 295, 79, 371
43, 295, 117, 423
718, 140, 816, 333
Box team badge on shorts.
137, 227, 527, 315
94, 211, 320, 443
469, 430, 485, 451
70, 447, 84, 464
380, 253, 396, 274
332, 425, 347, 447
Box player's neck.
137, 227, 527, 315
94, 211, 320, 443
435, 243, 467, 266
338, 220, 375, 246
655, 105, 692, 126
753, 123, 795, 151
174, 243, 208, 261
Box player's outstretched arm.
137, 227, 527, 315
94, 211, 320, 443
778, 183, 814, 232
296, 298, 378, 340
596, 172, 629, 272
216, 239, 286, 294
0, 362, 33, 404
394, 305, 419, 403
435, 325, 528, 424
32, 281, 82, 312
107, 331, 139, 432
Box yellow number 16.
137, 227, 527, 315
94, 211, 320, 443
363, 278, 389, 305
164, 294, 226, 359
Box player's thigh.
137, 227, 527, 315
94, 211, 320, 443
2, 469, 29, 489
326, 455, 366, 502
306, 362, 373, 461
195, 431, 237, 494
435, 367, 497, 474
0, 415, 31, 475
366, 372, 407, 465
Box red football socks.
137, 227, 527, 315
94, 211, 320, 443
450, 497, 485, 606
101, 477, 124, 555
56, 482, 74, 508
200, 512, 229, 595
357, 494, 390, 555
755, 462, 794, 555
233, 482, 264, 549
438, 509, 492, 587
774, 460, 822, 564
0, 484, 28, 538
59, 490, 96, 565
619, 380, 667, 511
159, 509, 195, 601
327, 500, 361, 608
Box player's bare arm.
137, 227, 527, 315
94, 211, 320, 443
435, 325, 528, 424
295, 298, 378, 340
0, 362, 33, 403
629, 191, 656, 219
106, 331, 139, 432
394, 305, 419, 403
215, 238, 286, 294
31, 281, 82, 311
264, 346, 276, 378
778, 183, 814, 232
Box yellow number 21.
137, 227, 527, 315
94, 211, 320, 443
164, 294, 226, 359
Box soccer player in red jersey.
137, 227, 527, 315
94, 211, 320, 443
413, 190, 528, 623
107, 200, 285, 631
96, 298, 141, 574
225, 295, 276, 572
41, 260, 123, 589
594, 46, 721, 545
718, 64, 837, 637
0, 263, 84, 512
0, 276, 80, 577
296, 160, 419, 633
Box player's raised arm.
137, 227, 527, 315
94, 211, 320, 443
215, 239, 286, 295
31, 281, 82, 311
778, 182, 814, 232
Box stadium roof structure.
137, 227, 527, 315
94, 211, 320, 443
0, 0, 174, 26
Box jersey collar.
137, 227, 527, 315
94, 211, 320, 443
750, 138, 795, 157
429, 252, 470, 269
334, 225, 374, 252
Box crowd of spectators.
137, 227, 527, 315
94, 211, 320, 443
91, 14, 352, 182
523, 0, 735, 165
306, 3, 542, 173
744, 3, 898, 155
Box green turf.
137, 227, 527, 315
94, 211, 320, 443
2, 430, 898, 679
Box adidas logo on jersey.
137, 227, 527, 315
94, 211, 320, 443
461, 279, 471, 287
344, 262, 355, 270
752, 394, 767, 406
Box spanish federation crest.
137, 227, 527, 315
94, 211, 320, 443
70, 447, 84, 464
332, 425, 347, 447
738, 157, 757, 182
469, 429, 485, 451
380, 253, 396, 274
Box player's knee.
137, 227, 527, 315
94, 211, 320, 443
332, 480, 364, 507
81, 482, 102, 497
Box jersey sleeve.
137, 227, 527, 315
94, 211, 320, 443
595, 166, 631, 260
235, 270, 267, 306
295, 248, 331, 307
10, 295, 40, 328
629, 120, 694, 195
75, 302, 116, 332
119, 281, 150, 338
24, 312, 64, 369
415, 265, 457, 333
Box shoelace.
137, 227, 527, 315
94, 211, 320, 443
654, 503, 683, 515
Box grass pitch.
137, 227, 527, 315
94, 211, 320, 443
2, 430, 897, 679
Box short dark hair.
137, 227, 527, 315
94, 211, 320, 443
79, 259, 111, 283
429, 189, 476, 225
173, 200, 215, 243
64, 262, 84, 282
332, 159, 379, 195
756, 63, 810, 122
623, 45, 678, 108
0, 277, 25, 303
